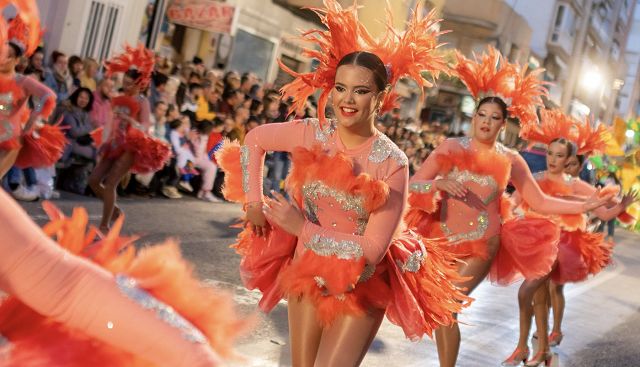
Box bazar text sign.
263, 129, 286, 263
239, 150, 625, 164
167, 0, 236, 34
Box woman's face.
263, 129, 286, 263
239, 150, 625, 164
76, 91, 90, 109
0, 46, 18, 74
122, 75, 139, 96
472, 102, 505, 143
564, 155, 582, 177
546, 141, 571, 174
331, 64, 382, 130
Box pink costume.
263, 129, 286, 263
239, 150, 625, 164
0, 189, 250, 366
406, 137, 595, 285
217, 118, 470, 340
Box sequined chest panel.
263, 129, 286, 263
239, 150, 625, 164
302, 180, 369, 236
439, 137, 510, 244
0, 92, 16, 144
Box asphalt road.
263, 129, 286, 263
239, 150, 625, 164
18, 193, 640, 367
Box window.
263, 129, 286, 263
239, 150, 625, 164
81, 1, 122, 62
555, 5, 566, 27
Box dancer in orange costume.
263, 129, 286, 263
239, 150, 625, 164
0, 2, 62, 177
0, 188, 251, 366
500, 110, 637, 366
216, 1, 469, 365
406, 47, 614, 367
88, 44, 170, 232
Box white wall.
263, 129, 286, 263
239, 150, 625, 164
506, 0, 557, 58
617, 1, 640, 117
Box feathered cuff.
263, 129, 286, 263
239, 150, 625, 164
215, 141, 248, 204
408, 181, 442, 214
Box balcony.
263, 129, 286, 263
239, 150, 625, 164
548, 30, 575, 59
589, 14, 610, 44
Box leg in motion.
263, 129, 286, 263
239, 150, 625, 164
548, 281, 564, 346
95, 152, 133, 231
287, 296, 323, 367
436, 236, 500, 367
526, 281, 552, 366
314, 307, 385, 367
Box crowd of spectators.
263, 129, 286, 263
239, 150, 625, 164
4, 50, 454, 203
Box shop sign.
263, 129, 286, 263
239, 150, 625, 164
167, 0, 236, 34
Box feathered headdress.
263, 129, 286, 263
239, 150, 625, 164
104, 43, 155, 89
278, 0, 450, 124
520, 109, 608, 155
453, 46, 548, 126
2, 0, 41, 57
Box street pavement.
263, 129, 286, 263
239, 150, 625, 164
18, 193, 640, 367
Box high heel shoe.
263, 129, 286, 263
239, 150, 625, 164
524, 350, 552, 367
549, 331, 563, 346
502, 347, 529, 366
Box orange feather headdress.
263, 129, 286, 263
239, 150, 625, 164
520, 109, 607, 155
278, 0, 450, 124
105, 43, 155, 89
2, 0, 41, 57
453, 46, 548, 126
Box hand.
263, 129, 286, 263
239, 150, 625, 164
620, 190, 639, 209
245, 201, 270, 238
263, 191, 305, 236
435, 178, 467, 198
583, 189, 616, 212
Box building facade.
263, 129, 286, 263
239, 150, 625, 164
617, 0, 640, 120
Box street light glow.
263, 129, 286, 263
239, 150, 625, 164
626, 129, 635, 138
580, 67, 604, 94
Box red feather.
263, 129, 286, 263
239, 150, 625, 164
105, 43, 155, 89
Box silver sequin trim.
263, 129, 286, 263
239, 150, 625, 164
409, 182, 433, 193
533, 171, 546, 180
440, 210, 490, 244
115, 275, 207, 344
303, 118, 336, 143
456, 136, 471, 149
397, 250, 424, 273
447, 168, 499, 204
302, 181, 368, 235
368, 134, 408, 166
358, 264, 376, 283
240, 145, 250, 193
305, 234, 363, 260
0, 120, 14, 144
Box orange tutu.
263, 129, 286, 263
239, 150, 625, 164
550, 230, 611, 284
488, 217, 560, 286
123, 127, 171, 174
232, 225, 297, 312
14, 125, 68, 168
384, 231, 472, 340
0, 203, 252, 366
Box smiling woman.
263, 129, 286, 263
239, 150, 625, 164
214, 1, 472, 366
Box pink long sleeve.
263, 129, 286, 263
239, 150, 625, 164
137, 95, 152, 132
0, 191, 219, 367
571, 179, 624, 221
242, 121, 310, 203
17, 74, 56, 119
299, 164, 408, 265
510, 154, 589, 215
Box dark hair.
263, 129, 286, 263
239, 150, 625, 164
152, 71, 169, 87
476, 96, 508, 119
248, 115, 259, 124
154, 100, 167, 109
51, 50, 66, 65
241, 72, 251, 85
168, 118, 183, 130
68, 55, 82, 72
576, 154, 585, 166
197, 120, 214, 134
212, 117, 225, 127
549, 137, 576, 157
125, 69, 142, 81
223, 88, 240, 101
337, 51, 388, 91
69, 87, 94, 112
192, 56, 203, 65
188, 83, 203, 92
8, 42, 23, 58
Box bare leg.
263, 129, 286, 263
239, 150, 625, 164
519, 276, 549, 348
435, 236, 500, 367
88, 157, 115, 200
91, 152, 133, 231
532, 281, 550, 353
288, 296, 323, 367
315, 307, 385, 367
0, 149, 20, 178
549, 281, 565, 335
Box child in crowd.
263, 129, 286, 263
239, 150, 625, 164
168, 116, 196, 193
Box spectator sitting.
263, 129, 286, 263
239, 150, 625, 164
80, 57, 99, 91
218, 88, 242, 117
150, 101, 169, 142
24, 46, 45, 81
149, 71, 169, 107
44, 51, 72, 101
181, 82, 203, 123
60, 87, 96, 163
246, 115, 260, 132
89, 78, 114, 128
195, 81, 219, 122
192, 120, 222, 202
168, 116, 196, 193
68, 55, 83, 89
232, 106, 249, 144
